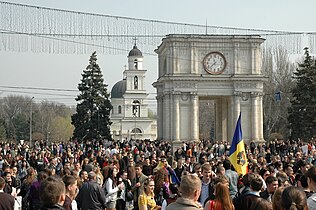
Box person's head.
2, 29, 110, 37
74, 162, 81, 170
179, 174, 201, 201
160, 157, 167, 167
0, 177, 6, 190
169, 183, 179, 195
80, 170, 88, 180
106, 166, 118, 179
272, 187, 284, 210
88, 171, 97, 181
250, 198, 272, 210
250, 175, 263, 192
299, 161, 310, 174
276, 172, 289, 187
213, 182, 234, 210
177, 159, 183, 168
143, 178, 155, 196
27, 167, 36, 177
194, 164, 202, 177
216, 165, 225, 176
121, 171, 128, 180
284, 165, 294, 176
135, 164, 143, 176
145, 157, 150, 165
297, 174, 308, 189
260, 168, 270, 181
3, 171, 12, 183
62, 175, 78, 198
40, 176, 66, 206
223, 159, 231, 170
281, 186, 307, 210
213, 175, 229, 186
201, 163, 212, 180
306, 165, 316, 191
266, 176, 279, 194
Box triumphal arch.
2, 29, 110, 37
153, 34, 266, 147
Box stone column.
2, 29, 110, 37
221, 98, 228, 142
258, 93, 264, 141
215, 99, 223, 141
156, 94, 163, 139
163, 93, 171, 140
191, 92, 199, 141
251, 92, 259, 141
233, 91, 241, 124
174, 93, 180, 141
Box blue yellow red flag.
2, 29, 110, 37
229, 113, 248, 175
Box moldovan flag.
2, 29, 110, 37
229, 113, 248, 175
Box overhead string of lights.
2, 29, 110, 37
0, 1, 315, 54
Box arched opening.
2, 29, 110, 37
134, 76, 138, 89
132, 100, 140, 117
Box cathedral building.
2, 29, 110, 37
110, 44, 157, 141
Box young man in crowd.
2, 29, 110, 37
234, 175, 263, 210
39, 176, 66, 210
166, 174, 202, 210
131, 163, 147, 210
0, 176, 14, 210
198, 163, 213, 207
260, 176, 278, 202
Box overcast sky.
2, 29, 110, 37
1, 0, 316, 106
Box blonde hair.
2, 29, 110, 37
179, 174, 201, 198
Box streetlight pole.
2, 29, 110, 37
29, 97, 34, 147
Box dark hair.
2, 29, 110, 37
259, 168, 269, 178
40, 176, 65, 206
281, 186, 307, 210
265, 176, 278, 185
299, 174, 308, 188
306, 166, 316, 183
105, 167, 117, 188
250, 175, 263, 191
0, 177, 5, 189
62, 175, 77, 188
250, 198, 272, 210
169, 183, 179, 195
223, 160, 231, 170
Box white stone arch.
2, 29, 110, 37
153, 34, 266, 149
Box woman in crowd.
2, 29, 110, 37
104, 166, 123, 210
94, 165, 104, 186
250, 198, 272, 210
62, 175, 78, 210
281, 186, 307, 210
139, 178, 161, 210
204, 182, 234, 210
161, 183, 179, 210
29, 171, 48, 210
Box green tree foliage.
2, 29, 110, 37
288, 48, 316, 140
71, 51, 112, 142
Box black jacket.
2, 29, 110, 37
76, 180, 107, 210
40, 204, 65, 210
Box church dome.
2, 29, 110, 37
128, 45, 143, 57
111, 79, 126, 98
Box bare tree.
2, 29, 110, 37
262, 47, 295, 140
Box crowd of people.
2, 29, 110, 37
0, 137, 316, 210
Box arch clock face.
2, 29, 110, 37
203, 52, 227, 74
